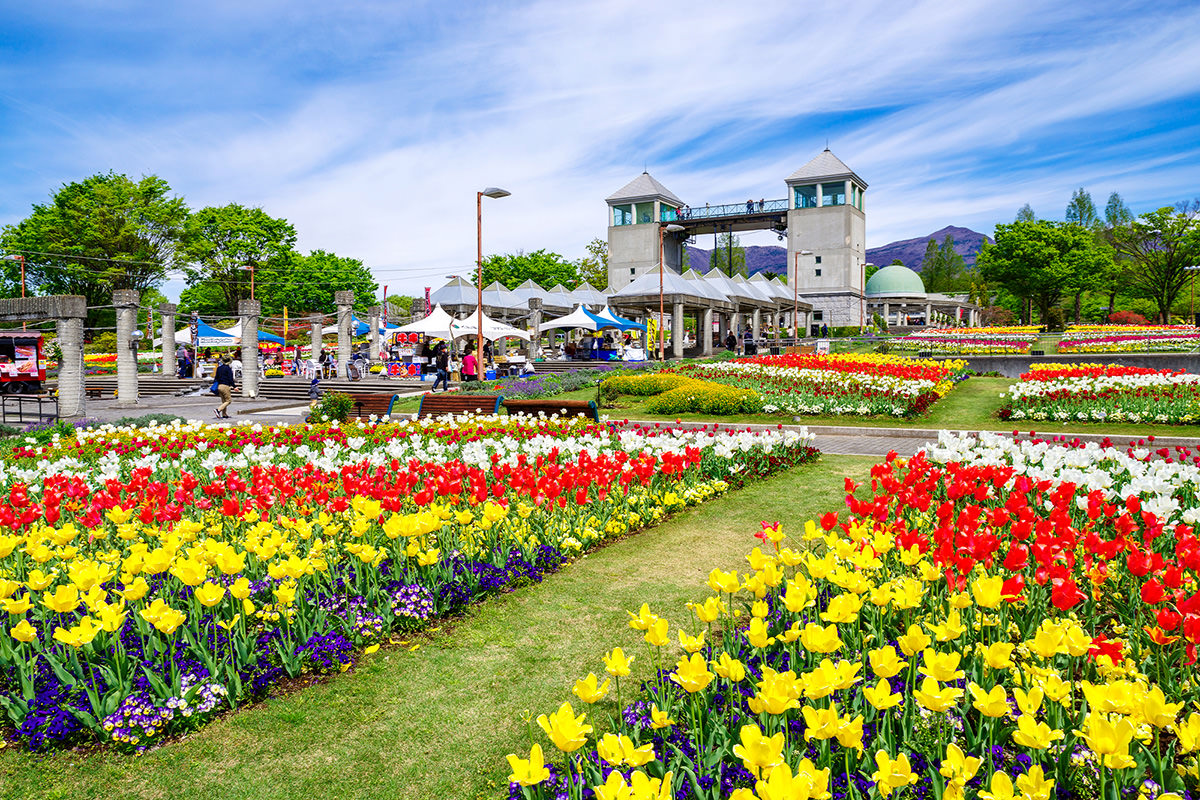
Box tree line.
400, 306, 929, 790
0, 171, 378, 329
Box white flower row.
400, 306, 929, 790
697, 362, 938, 396
1006, 371, 1200, 400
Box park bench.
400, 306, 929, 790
344, 393, 402, 419
503, 398, 599, 423
85, 386, 107, 398
414, 393, 503, 419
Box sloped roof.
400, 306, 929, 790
785, 148, 867, 188
606, 172, 685, 206
610, 268, 707, 301
866, 265, 925, 298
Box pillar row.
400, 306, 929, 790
671, 302, 684, 359
114, 290, 139, 406
239, 299, 261, 398
159, 303, 177, 379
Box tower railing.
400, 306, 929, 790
663, 198, 788, 222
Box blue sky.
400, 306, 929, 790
2, 0, 1199, 300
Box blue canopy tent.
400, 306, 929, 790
193, 320, 237, 347
349, 314, 399, 337
591, 307, 646, 332
257, 329, 285, 345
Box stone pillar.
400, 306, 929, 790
526, 299, 542, 361
671, 302, 684, 359
114, 290, 139, 406
701, 306, 714, 356
239, 299, 260, 398
368, 305, 381, 364
335, 291, 354, 378
925, 303, 932, 327
54, 296, 87, 418
752, 308, 762, 342
310, 315, 323, 364
719, 312, 729, 343
159, 302, 177, 378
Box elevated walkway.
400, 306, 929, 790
664, 198, 789, 236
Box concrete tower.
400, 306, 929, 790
785, 149, 868, 330
606, 172, 686, 292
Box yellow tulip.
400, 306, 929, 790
1142, 684, 1183, 728
229, 577, 251, 600
820, 592, 862, 624
670, 652, 714, 694
798, 622, 842, 654
706, 568, 741, 595
971, 575, 1005, 608
627, 603, 658, 631
648, 703, 674, 729
713, 652, 746, 683
572, 672, 610, 704
644, 617, 670, 647
978, 641, 1015, 670
913, 676, 963, 713
688, 596, 725, 623
939, 743, 981, 789
927, 610, 966, 642
835, 714, 865, 753
754, 761, 830, 800
871, 750, 919, 797
978, 770, 1015, 800
536, 701, 592, 753
596, 732, 655, 767
1015, 765, 1055, 800
732, 723, 785, 779
603, 647, 633, 677
968, 682, 1009, 718
117, 577, 150, 602
1177, 712, 1200, 752
9, 619, 37, 643
918, 649, 965, 682
170, 558, 207, 587
506, 742, 551, 787
801, 703, 843, 741
1011, 713, 1064, 750
868, 646, 908, 678
1078, 715, 1136, 769
1012, 686, 1044, 717
42, 584, 79, 615
193, 582, 226, 608
4, 594, 31, 615
745, 617, 776, 649
678, 629, 705, 654
896, 624, 931, 656
748, 668, 802, 716
25, 569, 53, 591
863, 678, 902, 710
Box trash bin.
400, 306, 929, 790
485, 369, 497, 380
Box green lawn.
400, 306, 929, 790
0, 455, 876, 800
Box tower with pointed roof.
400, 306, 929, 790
605, 172, 686, 291
785, 149, 868, 330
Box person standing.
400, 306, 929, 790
432, 341, 450, 391
213, 356, 236, 419
462, 344, 479, 383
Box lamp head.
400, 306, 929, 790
480, 187, 511, 199
663, 224, 685, 233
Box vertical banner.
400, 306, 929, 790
190, 311, 199, 350
424, 287, 431, 317
284, 306, 289, 340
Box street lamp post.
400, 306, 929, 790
792, 250, 812, 341
3, 254, 26, 329
658, 223, 685, 360
477, 187, 511, 373
1187, 265, 1200, 322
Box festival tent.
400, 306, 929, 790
391, 304, 457, 340
538, 305, 608, 332
451, 310, 531, 341
222, 321, 286, 345
591, 306, 646, 331
153, 319, 237, 348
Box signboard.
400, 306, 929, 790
816, 339, 831, 355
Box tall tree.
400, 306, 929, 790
1109, 202, 1200, 323
1098, 192, 1135, 316
259, 249, 378, 317
480, 249, 579, 289
708, 232, 746, 276
575, 238, 609, 289
1015, 204, 1037, 222
921, 234, 966, 293
1105, 192, 1134, 228
0, 172, 188, 327
977, 220, 1113, 323
1065, 188, 1099, 228
180, 204, 297, 314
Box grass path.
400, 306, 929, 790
0, 455, 880, 800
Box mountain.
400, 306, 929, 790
683, 226, 990, 275
866, 226, 990, 270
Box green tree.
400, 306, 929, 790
1105, 192, 1134, 227
180, 204, 297, 314
0, 172, 188, 327
1109, 202, 1200, 323
919, 235, 965, 293
1065, 188, 1099, 228
480, 249, 579, 289
708, 232, 746, 276
259, 249, 378, 317
178, 282, 227, 317
977, 220, 1113, 324
1015, 204, 1037, 222
575, 238, 609, 289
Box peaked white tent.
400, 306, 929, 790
392, 304, 458, 339
539, 305, 605, 332
451, 311, 531, 341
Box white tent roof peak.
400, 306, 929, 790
785, 148, 867, 189
606, 171, 685, 206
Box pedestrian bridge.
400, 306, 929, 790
661, 198, 789, 235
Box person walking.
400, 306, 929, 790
432, 341, 450, 391
213, 355, 236, 419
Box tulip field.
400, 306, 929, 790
507, 431, 1200, 800
0, 415, 818, 751
999, 363, 1200, 425
891, 326, 1042, 355
665, 354, 969, 418
1058, 325, 1200, 354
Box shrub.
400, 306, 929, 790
830, 325, 860, 338
84, 332, 118, 354
0, 424, 21, 438
644, 381, 761, 415
1044, 307, 1066, 331
310, 391, 354, 423
1109, 309, 1152, 325
600, 373, 694, 396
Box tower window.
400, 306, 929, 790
630, 268, 636, 275
821, 182, 845, 205
612, 205, 632, 226
815, 269, 822, 277
635, 202, 655, 224
793, 184, 818, 209
815, 256, 822, 264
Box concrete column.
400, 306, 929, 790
159, 302, 177, 378
925, 303, 932, 327
368, 305, 381, 364
114, 290, 139, 406
309, 315, 323, 363
239, 299, 260, 398
54, 297, 87, 418
719, 312, 729, 343
883, 302, 890, 327
702, 306, 714, 356
526, 299, 542, 361
752, 308, 762, 342
335, 291, 354, 378
671, 302, 684, 359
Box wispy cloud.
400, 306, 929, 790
1, 0, 1198, 297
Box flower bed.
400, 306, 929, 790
1058, 325, 1200, 353
892, 326, 1041, 355
999, 363, 1200, 424
458, 364, 662, 400
0, 416, 817, 751
600, 374, 761, 416
660, 354, 968, 418
506, 431, 1200, 800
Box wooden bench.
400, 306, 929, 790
415, 393, 503, 419
345, 393, 402, 419
85, 386, 106, 399
503, 398, 599, 423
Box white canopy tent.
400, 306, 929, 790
391, 304, 458, 339
539, 305, 605, 332
451, 311, 532, 341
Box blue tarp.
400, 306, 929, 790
351, 314, 399, 337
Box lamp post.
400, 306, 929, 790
792, 250, 812, 341
658, 223, 685, 360
477, 187, 511, 372
1187, 265, 1200, 322
3, 254, 26, 329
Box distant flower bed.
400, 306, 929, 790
999, 362, 1200, 424
892, 326, 1041, 355
1057, 325, 1200, 353
457, 363, 661, 400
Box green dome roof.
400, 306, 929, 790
866, 264, 926, 297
